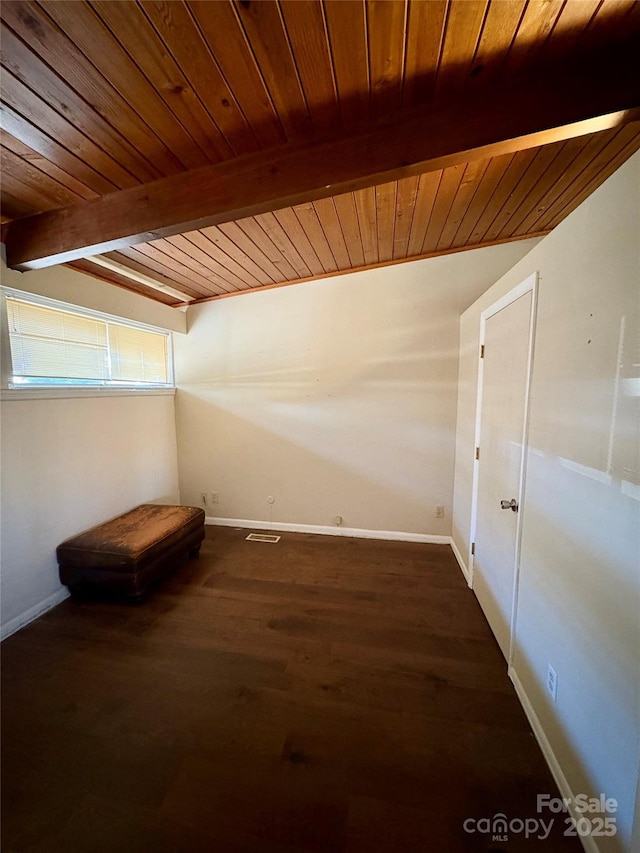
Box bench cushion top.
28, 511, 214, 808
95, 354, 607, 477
57, 504, 205, 569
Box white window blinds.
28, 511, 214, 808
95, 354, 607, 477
108, 323, 168, 384
6, 296, 171, 387
7, 299, 109, 381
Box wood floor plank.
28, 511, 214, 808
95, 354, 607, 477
1, 526, 582, 853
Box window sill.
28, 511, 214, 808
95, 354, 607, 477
0, 387, 176, 402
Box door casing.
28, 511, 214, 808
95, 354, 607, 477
468, 271, 538, 666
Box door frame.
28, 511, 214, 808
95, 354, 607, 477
468, 271, 539, 665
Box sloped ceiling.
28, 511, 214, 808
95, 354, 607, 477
1, 0, 639, 306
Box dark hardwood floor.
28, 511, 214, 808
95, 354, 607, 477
1, 526, 581, 852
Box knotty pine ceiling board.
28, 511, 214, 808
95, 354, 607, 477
2, 0, 640, 305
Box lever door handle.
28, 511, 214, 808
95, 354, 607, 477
500, 499, 518, 512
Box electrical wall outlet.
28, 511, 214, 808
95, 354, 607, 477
209, 492, 219, 504
546, 664, 558, 701
435, 505, 445, 518
334, 515, 343, 526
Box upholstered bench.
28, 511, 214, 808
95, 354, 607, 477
57, 504, 205, 600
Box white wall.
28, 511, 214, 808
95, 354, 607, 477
173, 240, 538, 536
0, 260, 182, 638
0, 257, 186, 334
0, 394, 180, 638
452, 153, 640, 851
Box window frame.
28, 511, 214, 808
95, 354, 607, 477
0, 286, 175, 399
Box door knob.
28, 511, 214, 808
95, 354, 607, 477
500, 499, 518, 512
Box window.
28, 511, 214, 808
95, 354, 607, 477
2, 289, 173, 390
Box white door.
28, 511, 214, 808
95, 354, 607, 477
472, 281, 535, 661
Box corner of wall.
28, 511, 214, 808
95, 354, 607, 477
1, 589, 69, 642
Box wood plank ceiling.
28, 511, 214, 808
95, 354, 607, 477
1, 0, 639, 306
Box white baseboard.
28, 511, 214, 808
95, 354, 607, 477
205, 516, 451, 545
450, 537, 472, 587
508, 667, 599, 853
0, 524, 454, 641
1, 587, 69, 642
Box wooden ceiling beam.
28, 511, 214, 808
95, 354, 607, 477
4, 47, 640, 272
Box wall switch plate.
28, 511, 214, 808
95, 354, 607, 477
546, 664, 558, 701
435, 505, 445, 518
